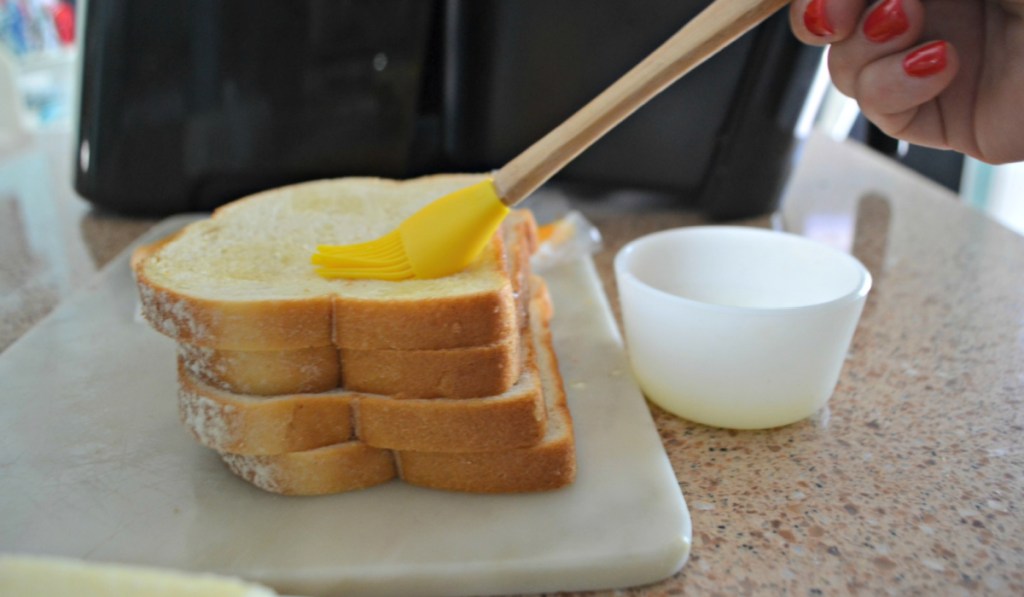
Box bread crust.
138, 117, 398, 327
354, 389, 546, 453
179, 344, 341, 396
340, 332, 522, 399
330, 288, 514, 350
136, 277, 335, 350
395, 432, 574, 494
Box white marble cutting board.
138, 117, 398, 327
0, 215, 690, 596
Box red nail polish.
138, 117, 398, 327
903, 41, 948, 77
864, 0, 909, 43
804, 0, 834, 36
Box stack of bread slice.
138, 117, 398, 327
132, 175, 575, 495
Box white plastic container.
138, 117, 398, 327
614, 226, 871, 429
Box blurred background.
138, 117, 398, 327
1, 0, 1019, 232
1, 0, 1022, 354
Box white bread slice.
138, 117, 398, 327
179, 279, 553, 456
178, 372, 355, 455
178, 343, 342, 396
218, 281, 574, 495
338, 330, 522, 399
133, 175, 538, 352
222, 441, 397, 496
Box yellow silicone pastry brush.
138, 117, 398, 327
313, 0, 791, 280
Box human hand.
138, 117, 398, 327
789, 0, 1024, 164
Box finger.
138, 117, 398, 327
854, 41, 960, 148
827, 0, 925, 96
789, 0, 867, 45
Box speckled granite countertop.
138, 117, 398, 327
2, 131, 1022, 595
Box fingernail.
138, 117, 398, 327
903, 41, 948, 77
804, 0, 834, 37
864, 0, 909, 43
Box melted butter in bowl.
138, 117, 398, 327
614, 226, 871, 430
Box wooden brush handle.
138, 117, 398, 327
492, 0, 792, 207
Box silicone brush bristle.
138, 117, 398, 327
311, 230, 415, 281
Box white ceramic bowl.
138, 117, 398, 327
614, 226, 871, 429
